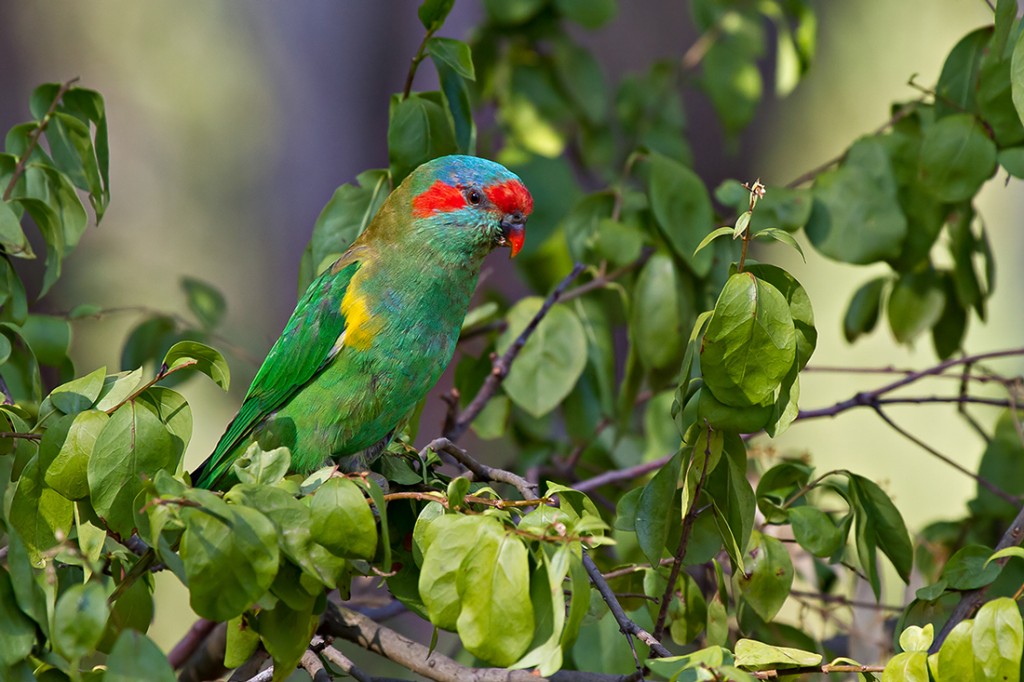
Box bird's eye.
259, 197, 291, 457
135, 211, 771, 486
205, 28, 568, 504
467, 189, 482, 205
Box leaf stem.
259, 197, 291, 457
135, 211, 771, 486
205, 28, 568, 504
104, 359, 197, 415
402, 26, 439, 100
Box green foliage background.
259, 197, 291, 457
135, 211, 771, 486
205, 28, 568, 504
2, 1, 1024, 681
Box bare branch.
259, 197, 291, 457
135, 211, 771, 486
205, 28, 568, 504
422, 437, 538, 500
176, 621, 228, 682
320, 644, 373, 682
320, 601, 642, 682
445, 263, 586, 442
169, 618, 217, 670
575, 453, 673, 493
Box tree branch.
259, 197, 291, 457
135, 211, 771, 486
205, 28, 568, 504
3, 77, 80, 202
320, 601, 642, 682
575, 453, 673, 493
444, 263, 586, 442
422, 437, 538, 500
169, 618, 218, 670
752, 663, 886, 679
176, 621, 228, 682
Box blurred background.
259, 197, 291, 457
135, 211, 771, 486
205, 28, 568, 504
0, 0, 1019, 656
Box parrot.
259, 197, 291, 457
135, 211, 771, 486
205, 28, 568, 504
190, 155, 532, 490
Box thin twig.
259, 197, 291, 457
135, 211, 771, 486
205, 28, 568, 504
0, 432, 41, 441
872, 404, 1017, 504
320, 645, 373, 682
789, 589, 903, 612
575, 453, 673, 493
653, 425, 712, 640
3, 77, 80, 202
444, 263, 586, 442
752, 663, 886, 679
559, 253, 650, 304
402, 24, 439, 100
582, 553, 673, 659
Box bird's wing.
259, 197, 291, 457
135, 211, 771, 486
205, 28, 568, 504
191, 257, 362, 489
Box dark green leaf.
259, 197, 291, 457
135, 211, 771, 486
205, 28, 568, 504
636, 450, 681, 566
887, 269, 946, 344
999, 146, 1024, 178
977, 49, 1024, 147
418, 0, 454, 29
849, 474, 913, 594
224, 616, 261, 669
552, 40, 607, 124
496, 297, 587, 418
0, 568, 35, 667
255, 600, 317, 682
388, 93, 458, 186
789, 506, 844, 558
482, 0, 545, 25
105, 630, 175, 682
743, 264, 816, 370
43, 409, 108, 499
434, 58, 476, 155
806, 139, 907, 265
736, 531, 794, 622
49, 366, 105, 415
555, 0, 616, 27
918, 114, 997, 202
648, 153, 714, 276
180, 277, 226, 330
426, 37, 475, 80
180, 503, 280, 621
53, 581, 108, 660
633, 252, 691, 372
9, 455, 73, 564
121, 316, 176, 373
703, 41, 762, 134
87, 401, 177, 537
844, 276, 888, 342
162, 340, 230, 390
935, 27, 990, 118
701, 272, 797, 407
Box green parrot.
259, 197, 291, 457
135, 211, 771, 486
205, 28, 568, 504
191, 155, 532, 490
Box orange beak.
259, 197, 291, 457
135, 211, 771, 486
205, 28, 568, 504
500, 212, 526, 258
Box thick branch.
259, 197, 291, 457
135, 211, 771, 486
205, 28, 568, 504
932, 499, 1024, 651
444, 263, 586, 442
321, 601, 641, 682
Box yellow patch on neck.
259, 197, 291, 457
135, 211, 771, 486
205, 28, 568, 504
340, 280, 382, 350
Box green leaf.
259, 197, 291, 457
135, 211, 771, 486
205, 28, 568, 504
308, 477, 377, 560
419, 513, 485, 630
632, 252, 691, 372
555, 0, 617, 28
848, 474, 913, 596
552, 40, 607, 124
137, 385, 193, 460
648, 153, 714, 276
806, 139, 907, 265
434, 57, 476, 155
8, 455, 73, 564
231, 444, 291, 486
180, 503, 280, 621
388, 93, 458, 186
53, 581, 109, 660
0, 200, 33, 258
987, 546, 1024, 565
753, 228, 805, 261
43, 409, 108, 499
844, 276, 888, 342
918, 114, 997, 202
305, 170, 389, 287
0, 568, 35, 667
482, 0, 545, 25
456, 518, 534, 666
789, 505, 844, 558
1011, 30, 1024, 134
496, 297, 587, 418
120, 316, 176, 373
935, 27, 990, 118
736, 531, 793, 622
88, 401, 177, 536
510, 548, 568, 675
636, 450, 681, 566
883, 651, 930, 682
105, 630, 175, 682
999, 147, 1024, 178
703, 40, 762, 134
899, 624, 934, 653
701, 272, 797, 407
162, 340, 230, 390
734, 638, 822, 670
743, 264, 816, 370
426, 37, 475, 80
418, 0, 454, 29
698, 386, 772, 433
694, 227, 734, 256
942, 545, 1001, 590
255, 600, 318, 682
936, 620, 975, 682
180, 277, 226, 330
224, 616, 261, 669
49, 365, 105, 414
972, 597, 1023, 681
887, 270, 946, 344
